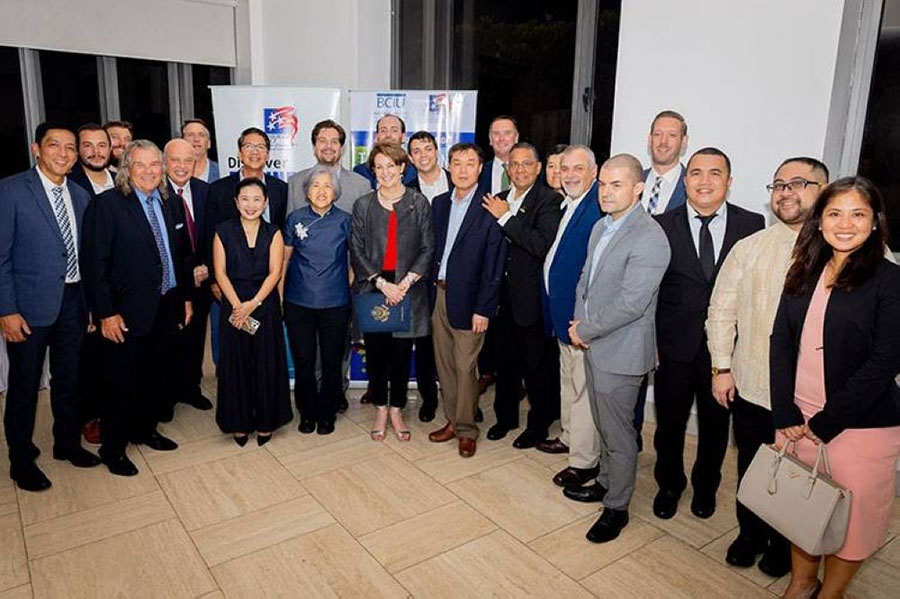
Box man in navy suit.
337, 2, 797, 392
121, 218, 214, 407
0, 123, 101, 491
478, 115, 519, 195
353, 114, 417, 189
427, 143, 505, 458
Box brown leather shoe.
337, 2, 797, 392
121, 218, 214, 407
428, 422, 456, 443
536, 438, 569, 454
458, 437, 476, 457
82, 419, 101, 445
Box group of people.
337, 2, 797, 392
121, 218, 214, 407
1, 106, 898, 599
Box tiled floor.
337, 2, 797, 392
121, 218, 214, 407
1, 375, 898, 598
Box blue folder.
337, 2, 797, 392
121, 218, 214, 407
353, 292, 411, 333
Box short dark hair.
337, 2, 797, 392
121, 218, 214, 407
234, 176, 268, 199
238, 127, 270, 151
180, 118, 210, 136
311, 119, 346, 147
509, 141, 539, 162
546, 144, 569, 158
448, 142, 484, 165
687, 147, 731, 175
490, 115, 518, 131
408, 130, 437, 149
775, 156, 829, 183
103, 120, 134, 134
650, 110, 687, 136
367, 142, 409, 171
34, 122, 75, 145
376, 114, 406, 134
76, 122, 109, 145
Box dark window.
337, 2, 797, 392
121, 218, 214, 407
117, 58, 171, 147
40, 50, 101, 127
589, 1, 622, 163
0, 46, 29, 179
190, 64, 231, 157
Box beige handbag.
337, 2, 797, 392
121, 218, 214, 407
737, 442, 851, 556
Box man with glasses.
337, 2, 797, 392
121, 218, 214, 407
706, 157, 828, 577
182, 119, 220, 183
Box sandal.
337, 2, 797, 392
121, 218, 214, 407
370, 406, 388, 441
389, 407, 411, 442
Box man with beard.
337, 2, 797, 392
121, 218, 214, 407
103, 121, 133, 173
69, 123, 115, 199
182, 119, 220, 183
706, 157, 829, 577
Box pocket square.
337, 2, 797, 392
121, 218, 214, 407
175, 223, 185, 229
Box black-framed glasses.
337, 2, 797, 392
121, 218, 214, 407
766, 178, 822, 193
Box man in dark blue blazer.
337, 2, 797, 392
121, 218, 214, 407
427, 143, 505, 458
353, 114, 417, 189
0, 123, 100, 491
477, 116, 519, 195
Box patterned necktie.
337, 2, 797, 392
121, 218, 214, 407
696, 213, 717, 280
647, 175, 662, 214
500, 163, 510, 192
144, 196, 174, 294
177, 187, 196, 253
51, 186, 79, 280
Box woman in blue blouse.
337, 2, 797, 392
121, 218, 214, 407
281, 166, 352, 435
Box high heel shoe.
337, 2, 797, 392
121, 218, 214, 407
389, 407, 411, 442
233, 434, 249, 447
370, 405, 388, 441
257, 433, 272, 447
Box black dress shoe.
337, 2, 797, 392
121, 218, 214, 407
53, 446, 101, 468
652, 488, 681, 519
486, 424, 511, 440
725, 534, 764, 567
553, 466, 599, 487
157, 406, 175, 423
135, 432, 178, 451
690, 492, 716, 519
563, 482, 607, 503
183, 393, 213, 411
475, 407, 484, 422
337, 395, 349, 413
512, 429, 546, 449
10, 463, 52, 492
233, 435, 249, 447
757, 545, 792, 578
418, 405, 436, 423
316, 421, 335, 435
536, 438, 569, 454
586, 508, 629, 543
102, 453, 139, 476
257, 433, 272, 447
298, 419, 316, 434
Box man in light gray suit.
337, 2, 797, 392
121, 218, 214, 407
566, 154, 670, 543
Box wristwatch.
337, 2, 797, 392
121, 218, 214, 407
711, 367, 731, 377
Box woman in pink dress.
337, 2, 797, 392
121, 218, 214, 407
770, 176, 900, 599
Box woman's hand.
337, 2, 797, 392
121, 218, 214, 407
778, 425, 807, 442
804, 426, 821, 445
381, 281, 406, 306
231, 301, 256, 328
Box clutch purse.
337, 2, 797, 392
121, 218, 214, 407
737, 442, 851, 556
354, 292, 411, 333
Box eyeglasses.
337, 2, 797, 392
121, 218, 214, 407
766, 178, 822, 193
240, 143, 267, 152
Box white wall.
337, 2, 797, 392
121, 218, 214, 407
610, 0, 845, 217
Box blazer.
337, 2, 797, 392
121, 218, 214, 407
770, 260, 900, 443
81, 187, 191, 336
350, 188, 435, 338
68, 163, 113, 200
287, 166, 372, 216
496, 183, 562, 327
0, 167, 90, 326
655, 202, 765, 361
207, 160, 220, 183
353, 162, 418, 190
574, 207, 670, 376
643, 165, 687, 212
543, 182, 602, 344
166, 177, 210, 272
431, 185, 506, 330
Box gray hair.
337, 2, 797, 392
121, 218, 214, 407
115, 139, 168, 199
302, 164, 342, 201
562, 144, 596, 168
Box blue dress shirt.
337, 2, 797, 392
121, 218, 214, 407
437, 186, 477, 280
283, 204, 352, 309
135, 189, 177, 294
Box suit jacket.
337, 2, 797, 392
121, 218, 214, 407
81, 187, 192, 336
544, 182, 602, 344
574, 207, 670, 376
68, 163, 114, 200
655, 202, 765, 361
643, 165, 687, 212
166, 178, 210, 272
496, 183, 562, 327
478, 158, 500, 194
0, 168, 90, 326
287, 166, 371, 216
770, 260, 900, 443
353, 162, 418, 190
431, 185, 505, 329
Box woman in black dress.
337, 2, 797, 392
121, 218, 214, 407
212, 177, 291, 446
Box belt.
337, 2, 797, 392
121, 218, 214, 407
436, 280, 447, 289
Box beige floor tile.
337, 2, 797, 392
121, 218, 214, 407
396, 529, 592, 598
277, 434, 392, 480
157, 402, 222, 444
381, 414, 459, 462
876, 534, 899, 567
262, 416, 367, 459
212, 523, 407, 598
140, 434, 248, 476
845, 556, 900, 598
580, 536, 773, 598
0, 513, 28, 592
30, 519, 216, 599
447, 459, 596, 542
529, 511, 664, 580
158, 449, 305, 530
23, 490, 176, 560
0, 485, 17, 517
196, 592, 224, 599
413, 441, 524, 484
17, 446, 157, 525
700, 526, 787, 588
191, 495, 334, 567
303, 453, 454, 536
0, 585, 32, 599
359, 500, 497, 573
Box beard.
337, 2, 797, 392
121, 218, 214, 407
82, 158, 109, 173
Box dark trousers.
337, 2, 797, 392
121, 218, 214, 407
178, 287, 211, 400
653, 348, 730, 497
414, 334, 438, 411
76, 328, 105, 424
492, 304, 560, 434
100, 292, 180, 458
733, 395, 790, 552
364, 333, 413, 409
4, 284, 85, 468
284, 302, 350, 424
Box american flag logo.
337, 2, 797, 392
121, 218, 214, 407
264, 107, 299, 144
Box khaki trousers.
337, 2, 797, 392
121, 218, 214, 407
559, 341, 601, 469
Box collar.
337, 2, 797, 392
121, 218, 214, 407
304, 204, 333, 218
35, 165, 67, 190
686, 200, 728, 221
650, 163, 683, 184
603, 201, 641, 228
508, 183, 534, 203
134, 188, 161, 205
167, 177, 190, 194
452, 185, 477, 204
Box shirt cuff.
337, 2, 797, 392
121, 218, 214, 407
497, 212, 513, 227
710, 355, 733, 369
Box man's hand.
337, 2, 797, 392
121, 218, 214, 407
481, 193, 510, 220
101, 314, 128, 343
182, 301, 193, 328
567, 319, 589, 349
712, 372, 737, 408
472, 314, 489, 334
0, 313, 31, 343
193, 265, 209, 288
210, 282, 222, 301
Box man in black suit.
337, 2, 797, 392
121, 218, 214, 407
69, 123, 115, 199
481, 142, 562, 447
652, 147, 764, 519
82, 140, 193, 476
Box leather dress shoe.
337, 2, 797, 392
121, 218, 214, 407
53, 445, 101, 468
337, 395, 349, 413
316, 421, 335, 435
563, 482, 607, 503
298, 419, 316, 434
102, 453, 139, 476
10, 463, 52, 492
418, 404, 436, 423
428, 422, 455, 443
757, 545, 792, 578
135, 432, 178, 451
183, 393, 213, 410
652, 488, 681, 519
512, 429, 547, 449
486, 424, 511, 441
726, 534, 764, 567
536, 438, 569, 454
553, 466, 599, 487
586, 508, 629, 543
458, 437, 476, 457
157, 405, 175, 423
82, 419, 101, 444
690, 492, 716, 519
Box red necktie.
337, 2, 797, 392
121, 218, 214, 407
178, 187, 196, 252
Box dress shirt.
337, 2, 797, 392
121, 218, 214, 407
497, 183, 532, 226
588, 203, 639, 288
283, 205, 351, 309
706, 222, 798, 410
240, 169, 270, 223
134, 188, 177, 294
490, 158, 508, 194
543, 188, 589, 289
687, 200, 728, 262
35, 166, 80, 282
640, 163, 682, 215
88, 169, 115, 195
417, 169, 449, 204
437, 186, 477, 280
168, 178, 195, 220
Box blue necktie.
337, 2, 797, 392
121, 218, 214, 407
144, 196, 174, 294
647, 176, 662, 214
51, 186, 79, 280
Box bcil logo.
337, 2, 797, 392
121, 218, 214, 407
428, 93, 448, 112
376, 93, 407, 110
264, 107, 299, 144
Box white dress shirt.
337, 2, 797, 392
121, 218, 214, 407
543, 187, 590, 289
35, 166, 80, 282
417, 169, 449, 204
640, 163, 683, 214
490, 158, 508, 194
686, 200, 729, 262
497, 183, 532, 226
169, 178, 195, 220
88, 169, 114, 195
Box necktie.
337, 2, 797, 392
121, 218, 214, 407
696, 213, 717, 280
177, 187, 196, 253
500, 163, 510, 192
51, 186, 79, 280
647, 176, 662, 214
145, 196, 174, 294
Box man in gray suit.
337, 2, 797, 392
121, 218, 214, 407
287, 119, 370, 215
567, 153, 670, 543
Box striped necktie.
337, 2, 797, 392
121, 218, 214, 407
51, 186, 79, 280
647, 175, 662, 214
